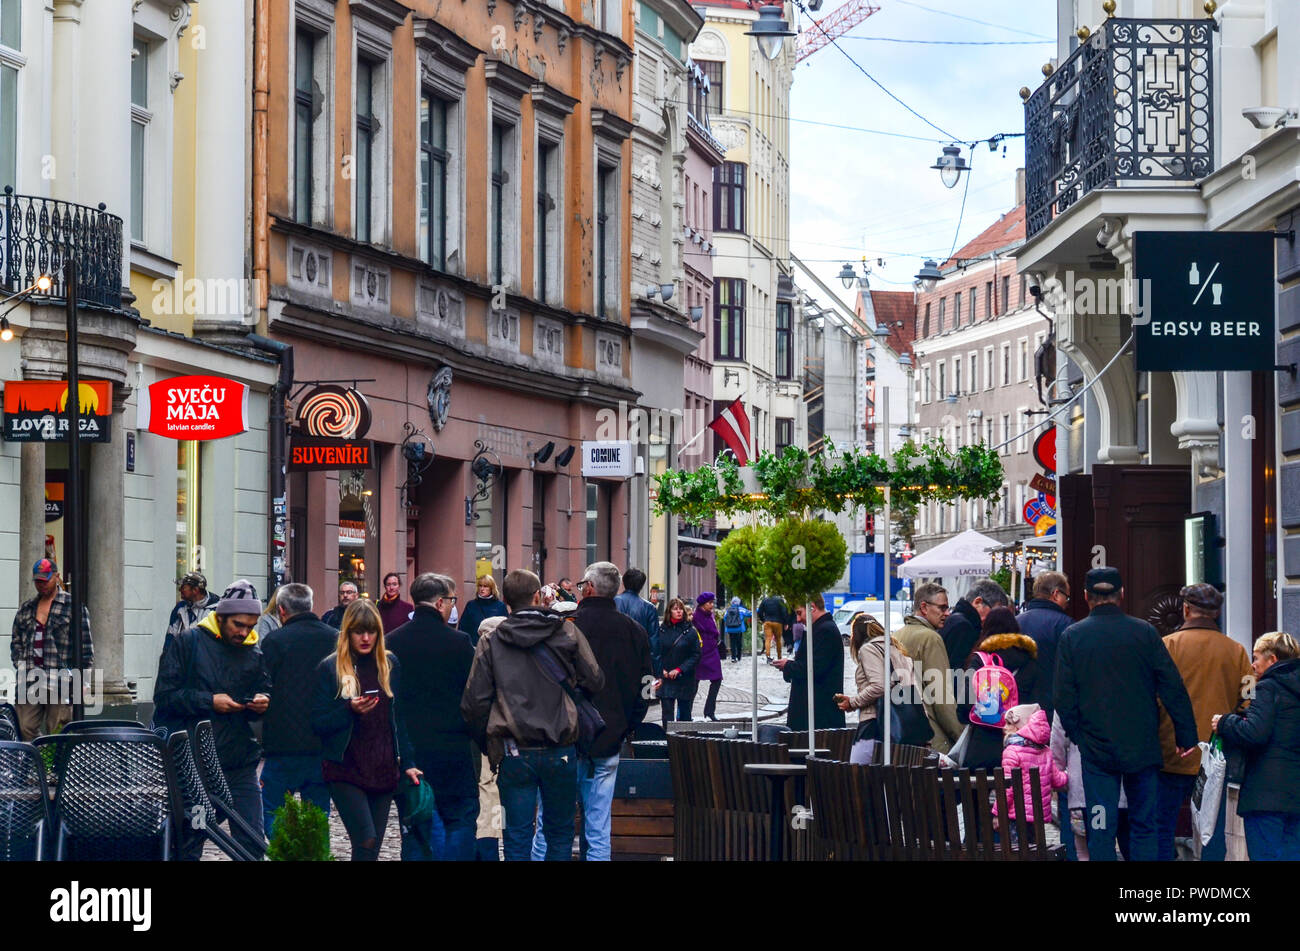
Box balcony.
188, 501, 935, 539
1, 188, 125, 309
1024, 18, 1214, 239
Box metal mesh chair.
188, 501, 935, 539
165, 732, 258, 862
190, 721, 266, 859
61, 720, 148, 734
0, 705, 20, 743
40, 731, 185, 861
0, 741, 53, 860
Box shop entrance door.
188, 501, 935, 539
532, 472, 547, 582
1061, 465, 1191, 628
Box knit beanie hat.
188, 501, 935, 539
215, 579, 261, 616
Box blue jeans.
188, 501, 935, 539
412, 747, 479, 862
531, 753, 620, 861
260, 754, 331, 840
1060, 790, 1077, 861
497, 745, 577, 861
1081, 761, 1159, 861
1156, 770, 1226, 861
1243, 812, 1300, 861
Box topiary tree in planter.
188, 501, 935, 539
715, 523, 770, 605
267, 792, 334, 861
759, 517, 848, 609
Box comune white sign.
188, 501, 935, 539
582, 440, 635, 478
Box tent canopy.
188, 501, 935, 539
899, 528, 1002, 580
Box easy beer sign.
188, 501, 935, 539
138, 375, 250, 440
1134, 231, 1275, 371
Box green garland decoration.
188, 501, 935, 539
653, 439, 1004, 525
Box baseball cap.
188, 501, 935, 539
32, 558, 58, 580
178, 571, 207, 590
1084, 566, 1122, 596
1180, 583, 1223, 612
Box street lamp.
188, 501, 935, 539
932, 144, 969, 189
838, 262, 856, 289
0, 274, 56, 342
745, 5, 794, 61
914, 259, 943, 292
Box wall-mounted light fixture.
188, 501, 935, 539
465, 439, 503, 525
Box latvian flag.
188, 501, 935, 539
708, 397, 753, 465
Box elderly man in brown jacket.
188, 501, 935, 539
1155, 583, 1252, 861
893, 582, 964, 754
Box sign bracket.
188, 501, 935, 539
1273, 230, 1296, 246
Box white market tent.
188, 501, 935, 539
898, 528, 1003, 580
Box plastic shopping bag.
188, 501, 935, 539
1190, 735, 1227, 846
947, 725, 972, 767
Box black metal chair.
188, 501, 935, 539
165, 732, 258, 862
38, 731, 185, 861
0, 704, 20, 742
190, 721, 266, 859
0, 741, 54, 860
60, 719, 148, 734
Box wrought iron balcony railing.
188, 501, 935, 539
1, 188, 125, 309
1024, 18, 1214, 239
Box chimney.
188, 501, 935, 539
1015, 167, 1026, 207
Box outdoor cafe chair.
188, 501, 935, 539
0, 741, 54, 860
190, 720, 266, 858
36, 730, 185, 861
166, 731, 259, 862
0, 705, 19, 743
60, 719, 149, 734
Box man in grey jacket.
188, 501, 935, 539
460, 569, 603, 861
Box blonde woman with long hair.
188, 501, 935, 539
311, 599, 421, 860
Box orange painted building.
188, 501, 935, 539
247, 0, 641, 603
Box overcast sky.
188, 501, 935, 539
788, 0, 1057, 310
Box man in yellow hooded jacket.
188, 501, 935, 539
154, 579, 271, 858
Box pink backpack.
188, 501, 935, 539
969, 651, 1019, 729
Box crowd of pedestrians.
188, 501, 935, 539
21, 543, 1298, 863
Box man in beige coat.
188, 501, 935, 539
1155, 583, 1252, 861
892, 582, 964, 753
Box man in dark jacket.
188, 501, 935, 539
320, 580, 358, 629
545, 562, 652, 861
614, 567, 661, 674
387, 572, 477, 860
1015, 571, 1073, 722
757, 593, 789, 660
258, 582, 337, 839
166, 571, 219, 653
774, 594, 845, 732
460, 569, 604, 861
1054, 566, 1198, 862
154, 579, 271, 859
939, 578, 1008, 673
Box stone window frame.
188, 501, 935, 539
485, 60, 530, 294
531, 82, 576, 307
592, 109, 631, 320
291, 0, 337, 228
350, 0, 408, 248
131, 1, 187, 258
413, 19, 480, 277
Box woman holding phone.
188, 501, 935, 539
312, 599, 421, 860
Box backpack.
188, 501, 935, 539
723, 605, 743, 629
969, 651, 1019, 729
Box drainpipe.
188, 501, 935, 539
252, 0, 270, 318
246, 334, 293, 596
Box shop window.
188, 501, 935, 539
339, 467, 380, 599
176, 441, 201, 579
585, 482, 609, 565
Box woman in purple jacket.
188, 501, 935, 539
693, 593, 725, 721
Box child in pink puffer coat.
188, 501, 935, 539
1001, 704, 1069, 825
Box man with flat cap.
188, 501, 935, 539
1154, 582, 1252, 861
1054, 566, 1198, 862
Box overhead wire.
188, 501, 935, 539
890, 0, 1055, 40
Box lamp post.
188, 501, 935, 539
914, 259, 943, 293
65, 259, 85, 721
931, 145, 969, 189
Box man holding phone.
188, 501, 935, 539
155, 579, 272, 859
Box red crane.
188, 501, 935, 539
796, 0, 881, 63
